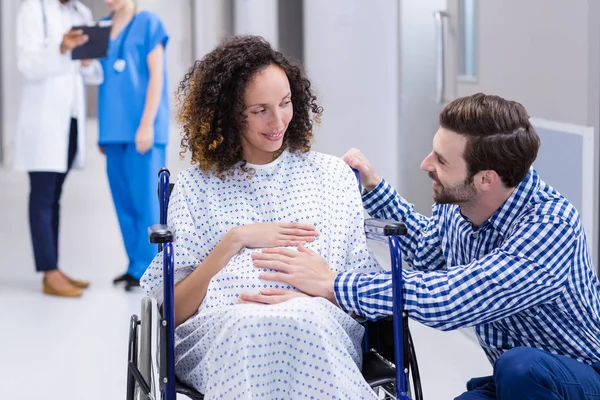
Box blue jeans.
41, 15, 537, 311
455, 347, 600, 399
28, 118, 78, 272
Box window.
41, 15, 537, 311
458, 0, 477, 80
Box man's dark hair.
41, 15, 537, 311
439, 93, 540, 188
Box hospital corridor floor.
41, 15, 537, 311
0, 120, 492, 400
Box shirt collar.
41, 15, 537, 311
485, 167, 540, 236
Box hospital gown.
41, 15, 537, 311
141, 149, 382, 399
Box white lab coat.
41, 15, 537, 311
13, 0, 104, 173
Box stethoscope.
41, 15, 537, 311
111, 9, 137, 73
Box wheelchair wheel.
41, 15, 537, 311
138, 297, 153, 400
407, 328, 423, 400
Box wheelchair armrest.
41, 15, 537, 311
365, 218, 407, 236
148, 224, 174, 244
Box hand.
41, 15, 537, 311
251, 243, 338, 303
231, 222, 318, 249
60, 29, 88, 54
341, 148, 382, 192
135, 124, 154, 154
238, 288, 310, 305
81, 59, 93, 67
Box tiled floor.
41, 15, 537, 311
0, 120, 491, 399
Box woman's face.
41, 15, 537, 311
241, 65, 293, 165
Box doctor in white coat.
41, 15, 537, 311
14, 0, 103, 297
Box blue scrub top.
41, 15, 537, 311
98, 11, 170, 146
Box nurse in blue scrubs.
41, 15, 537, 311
98, 0, 169, 290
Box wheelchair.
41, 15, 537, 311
126, 168, 423, 400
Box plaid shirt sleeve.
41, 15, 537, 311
362, 179, 446, 271
334, 214, 577, 324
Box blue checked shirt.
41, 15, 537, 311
334, 168, 600, 364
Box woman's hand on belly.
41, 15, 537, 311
229, 222, 319, 249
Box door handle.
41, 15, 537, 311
434, 10, 449, 104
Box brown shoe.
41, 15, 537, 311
67, 278, 90, 289
59, 270, 90, 289
43, 279, 83, 297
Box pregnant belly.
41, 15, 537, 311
200, 248, 295, 311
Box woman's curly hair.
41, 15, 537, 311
176, 35, 323, 179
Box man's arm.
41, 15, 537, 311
343, 147, 446, 272
363, 179, 446, 271
336, 216, 576, 325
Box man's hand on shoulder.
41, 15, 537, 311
342, 148, 382, 192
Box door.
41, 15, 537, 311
0, 0, 4, 165
0, 0, 22, 168
398, 0, 449, 215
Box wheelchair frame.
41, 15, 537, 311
126, 168, 423, 400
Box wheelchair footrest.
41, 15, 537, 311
362, 350, 396, 388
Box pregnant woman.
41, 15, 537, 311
141, 35, 382, 399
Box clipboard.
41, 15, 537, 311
71, 21, 112, 60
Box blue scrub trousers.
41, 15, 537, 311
104, 143, 166, 279
29, 118, 78, 272
455, 347, 600, 399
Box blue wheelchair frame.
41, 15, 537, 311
127, 168, 422, 400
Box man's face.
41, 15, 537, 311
420, 127, 478, 205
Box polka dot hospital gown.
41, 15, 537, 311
141, 149, 382, 399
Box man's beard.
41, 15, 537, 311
430, 173, 477, 204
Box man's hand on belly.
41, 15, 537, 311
250, 243, 338, 305
238, 288, 309, 305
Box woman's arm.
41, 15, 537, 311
173, 221, 319, 326
140, 44, 164, 128
140, 172, 321, 326
80, 60, 103, 85
172, 230, 242, 326
141, 176, 241, 326
135, 44, 164, 153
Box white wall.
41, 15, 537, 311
303, 0, 400, 188
397, 0, 448, 215
138, 0, 193, 108
234, 0, 278, 48
448, 0, 593, 125
192, 0, 234, 60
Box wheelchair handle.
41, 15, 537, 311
352, 168, 362, 193
158, 169, 170, 225
158, 168, 170, 177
